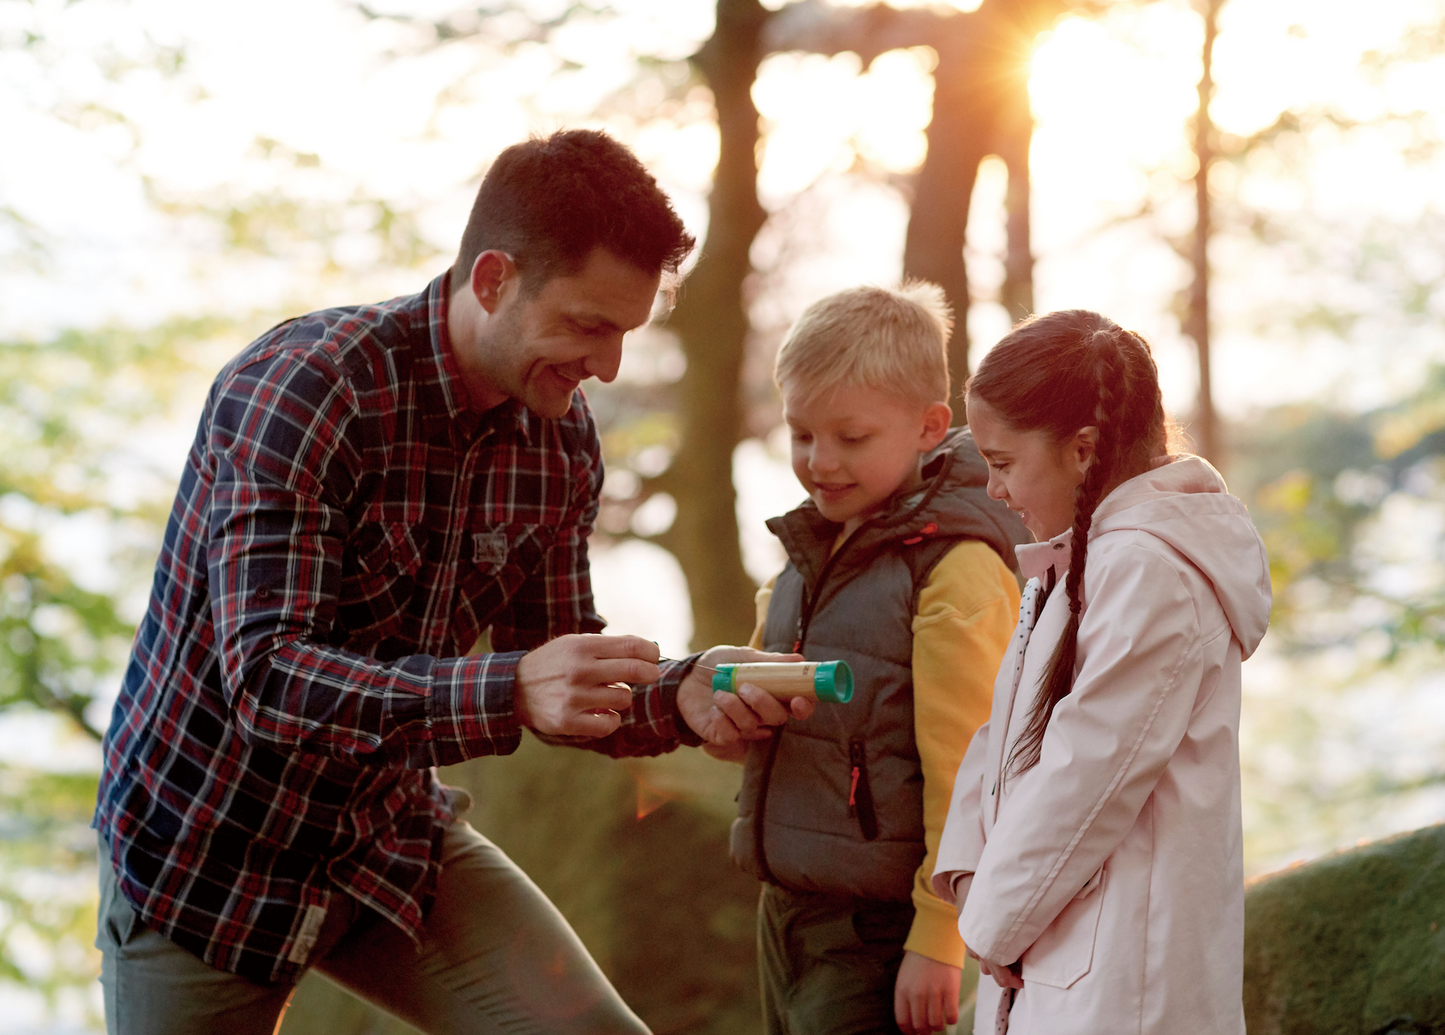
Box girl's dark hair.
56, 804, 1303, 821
965, 309, 1168, 777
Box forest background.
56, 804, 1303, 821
3, 0, 1445, 1031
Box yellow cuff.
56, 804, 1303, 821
904, 883, 967, 967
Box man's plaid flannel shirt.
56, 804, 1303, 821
94, 273, 701, 984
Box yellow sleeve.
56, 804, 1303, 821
747, 573, 778, 650
903, 540, 1022, 966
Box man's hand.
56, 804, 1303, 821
514, 634, 660, 738
677, 646, 814, 748
894, 950, 961, 1035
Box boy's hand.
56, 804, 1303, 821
677, 646, 813, 747
894, 951, 961, 1035
701, 741, 750, 764
514, 634, 660, 738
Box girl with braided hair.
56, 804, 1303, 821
931, 311, 1272, 1034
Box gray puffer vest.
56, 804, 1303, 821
730, 428, 1026, 901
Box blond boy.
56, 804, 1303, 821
727, 284, 1025, 1034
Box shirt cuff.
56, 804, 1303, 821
659, 654, 706, 748
427, 650, 526, 765
906, 881, 969, 968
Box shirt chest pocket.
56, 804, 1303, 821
468, 523, 554, 580
354, 522, 426, 578
451, 523, 559, 647
337, 520, 430, 642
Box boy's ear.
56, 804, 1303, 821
920, 402, 952, 450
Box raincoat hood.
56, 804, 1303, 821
1019, 454, 1271, 658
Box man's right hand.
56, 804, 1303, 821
513, 634, 661, 738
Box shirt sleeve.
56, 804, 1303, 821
958, 539, 1207, 967
904, 540, 1021, 967
207, 347, 524, 769
748, 575, 778, 650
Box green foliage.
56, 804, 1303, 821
0, 764, 103, 1024
1244, 823, 1445, 1035
0, 319, 227, 739
1229, 374, 1445, 867
0, 318, 231, 1025
1232, 369, 1445, 654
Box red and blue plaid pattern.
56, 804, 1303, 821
95, 274, 698, 984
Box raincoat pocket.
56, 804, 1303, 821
1020, 865, 1107, 989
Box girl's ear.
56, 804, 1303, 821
1068, 426, 1099, 477
920, 402, 953, 450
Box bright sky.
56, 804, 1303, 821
3, 0, 1442, 656
4, 0, 1442, 414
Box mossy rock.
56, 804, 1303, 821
1244, 822, 1445, 1035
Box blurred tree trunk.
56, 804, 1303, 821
1187, 0, 1222, 465
657, 0, 1070, 647
906, 0, 1059, 397
661, 0, 772, 650
767, 0, 1060, 408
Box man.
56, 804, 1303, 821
93, 129, 808, 1034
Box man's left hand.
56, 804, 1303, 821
677, 646, 814, 747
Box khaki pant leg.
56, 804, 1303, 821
96, 836, 295, 1035
757, 884, 912, 1035
313, 821, 650, 1035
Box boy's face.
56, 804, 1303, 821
782, 381, 952, 536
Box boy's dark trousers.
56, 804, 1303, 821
758, 883, 914, 1035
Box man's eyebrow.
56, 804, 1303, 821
567, 309, 625, 332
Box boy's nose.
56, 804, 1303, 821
808, 445, 839, 474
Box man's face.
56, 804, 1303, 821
478, 248, 661, 419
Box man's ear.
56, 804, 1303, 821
1070, 426, 1099, 476
470, 250, 518, 315
920, 402, 953, 450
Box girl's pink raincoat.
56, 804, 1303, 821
934, 455, 1271, 1035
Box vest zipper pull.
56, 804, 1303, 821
847, 740, 879, 841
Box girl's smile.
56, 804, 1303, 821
965, 395, 1095, 542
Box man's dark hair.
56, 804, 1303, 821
452, 129, 695, 293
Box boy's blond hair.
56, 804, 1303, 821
773, 281, 953, 406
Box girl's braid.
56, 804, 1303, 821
1062, 333, 1127, 616
1005, 331, 1131, 778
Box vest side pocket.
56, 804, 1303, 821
847, 740, 879, 841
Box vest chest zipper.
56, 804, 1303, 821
756, 528, 874, 881
847, 739, 879, 841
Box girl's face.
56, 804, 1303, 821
966, 394, 1095, 541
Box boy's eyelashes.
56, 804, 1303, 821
788, 430, 871, 445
